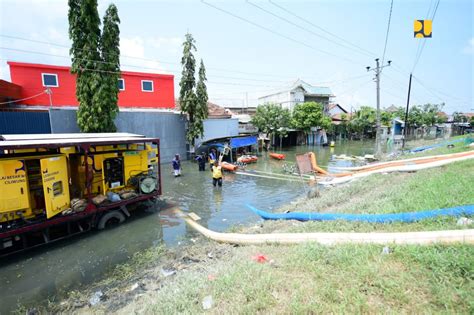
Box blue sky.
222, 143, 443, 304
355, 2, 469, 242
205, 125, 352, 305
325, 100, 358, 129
0, 0, 472, 113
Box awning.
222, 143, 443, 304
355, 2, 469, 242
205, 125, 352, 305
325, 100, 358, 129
230, 135, 257, 148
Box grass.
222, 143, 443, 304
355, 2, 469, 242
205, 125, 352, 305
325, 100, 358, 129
46, 138, 474, 314
123, 243, 473, 314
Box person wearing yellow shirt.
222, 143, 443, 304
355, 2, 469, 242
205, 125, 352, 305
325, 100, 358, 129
211, 161, 223, 187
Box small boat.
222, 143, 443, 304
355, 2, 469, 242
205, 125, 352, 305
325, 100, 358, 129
221, 161, 238, 172
269, 152, 286, 160
237, 155, 258, 164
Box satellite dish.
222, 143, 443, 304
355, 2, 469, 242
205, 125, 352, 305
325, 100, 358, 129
140, 177, 157, 194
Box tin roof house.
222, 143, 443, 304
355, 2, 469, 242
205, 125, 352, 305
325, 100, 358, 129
257, 79, 334, 112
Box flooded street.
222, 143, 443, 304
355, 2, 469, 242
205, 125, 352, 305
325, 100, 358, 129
0, 141, 374, 313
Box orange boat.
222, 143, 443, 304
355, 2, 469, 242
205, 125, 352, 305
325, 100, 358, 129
221, 162, 238, 172
238, 155, 258, 164
269, 152, 286, 160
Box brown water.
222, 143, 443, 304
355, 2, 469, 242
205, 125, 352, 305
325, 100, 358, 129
0, 141, 375, 313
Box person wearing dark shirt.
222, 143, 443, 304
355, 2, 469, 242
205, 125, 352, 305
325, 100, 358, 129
172, 154, 181, 177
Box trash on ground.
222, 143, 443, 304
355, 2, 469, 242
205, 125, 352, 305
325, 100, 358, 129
129, 283, 140, 292
207, 274, 216, 281
457, 217, 473, 226
252, 253, 269, 263
202, 295, 213, 310
160, 268, 177, 277
381, 246, 390, 255
89, 290, 104, 306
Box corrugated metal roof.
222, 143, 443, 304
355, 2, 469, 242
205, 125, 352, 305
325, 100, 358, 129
292, 79, 333, 96
1, 132, 144, 141
0, 136, 158, 150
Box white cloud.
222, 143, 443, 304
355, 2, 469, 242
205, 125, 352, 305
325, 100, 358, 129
147, 36, 182, 54
120, 36, 172, 74
462, 38, 474, 54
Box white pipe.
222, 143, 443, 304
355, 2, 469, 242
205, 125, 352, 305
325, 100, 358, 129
319, 154, 474, 185
235, 171, 309, 182
177, 210, 474, 245
332, 150, 473, 171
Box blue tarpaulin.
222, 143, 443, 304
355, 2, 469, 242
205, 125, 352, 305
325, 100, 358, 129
230, 135, 257, 148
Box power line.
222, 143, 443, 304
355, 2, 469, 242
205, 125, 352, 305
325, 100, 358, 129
247, 0, 373, 58
268, 0, 377, 58
381, 0, 394, 68
0, 90, 47, 105
0, 33, 368, 81
411, 0, 440, 73
200, 0, 365, 66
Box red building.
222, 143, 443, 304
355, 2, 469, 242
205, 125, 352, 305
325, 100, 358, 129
7, 61, 175, 109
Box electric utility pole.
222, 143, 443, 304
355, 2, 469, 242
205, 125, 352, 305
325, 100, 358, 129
366, 58, 391, 157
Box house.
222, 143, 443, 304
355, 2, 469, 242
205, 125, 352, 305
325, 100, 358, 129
258, 79, 334, 111
384, 104, 399, 113
327, 103, 349, 125
6, 61, 175, 109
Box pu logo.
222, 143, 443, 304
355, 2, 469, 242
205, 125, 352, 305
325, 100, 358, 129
414, 20, 432, 38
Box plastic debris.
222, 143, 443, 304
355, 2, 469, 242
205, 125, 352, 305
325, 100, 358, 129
252, 253, 269, 263
161, 268, 176, 277
202, 295, 213, 310
89, 290, 103, 306
207, 274, 216, 281
457, 217, 473, 226
107, 192, 121, 202
129, 283, 140, 291
381, 246, 390, 255
207, 252, 213, 259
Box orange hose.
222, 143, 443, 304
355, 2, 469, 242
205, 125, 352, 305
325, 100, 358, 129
311, 150, 474, 178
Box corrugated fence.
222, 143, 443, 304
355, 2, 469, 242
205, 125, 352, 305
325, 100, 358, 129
0, 111, 51, 134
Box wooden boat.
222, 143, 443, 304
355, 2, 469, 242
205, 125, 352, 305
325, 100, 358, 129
221, 161, 238, 172
269, 152, 286, 160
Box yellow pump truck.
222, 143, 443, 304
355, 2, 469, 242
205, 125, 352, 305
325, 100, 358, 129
0, 133, 161, 256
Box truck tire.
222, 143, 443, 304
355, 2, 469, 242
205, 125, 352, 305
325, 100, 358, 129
97, 210, 126, 230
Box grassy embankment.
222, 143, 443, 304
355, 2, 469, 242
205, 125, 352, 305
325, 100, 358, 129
53, 137, 474, 314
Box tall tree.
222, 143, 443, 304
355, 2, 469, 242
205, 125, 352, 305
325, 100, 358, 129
69, 0, 121, 132
194, 59, 209, 139
179, 33, 201, 146
96, 4, 121, 132
69, 0, 102, 132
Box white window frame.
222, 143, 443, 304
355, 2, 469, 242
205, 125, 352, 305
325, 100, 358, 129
41, 73, 59, 87
118, 78, 125, 91
141, 80, 154, 92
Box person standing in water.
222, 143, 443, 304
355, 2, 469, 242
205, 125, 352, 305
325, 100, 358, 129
211, 161, 223, 187
195, 152, 206, 171
172, 154, 181, 177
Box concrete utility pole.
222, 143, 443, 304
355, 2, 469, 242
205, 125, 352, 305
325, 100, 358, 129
366, 58, 391, 157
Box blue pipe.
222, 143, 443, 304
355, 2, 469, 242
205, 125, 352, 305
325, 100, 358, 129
247, 204, 474, 223
409, 138, 465, 153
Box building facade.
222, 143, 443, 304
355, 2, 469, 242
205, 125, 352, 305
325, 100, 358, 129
7, 62, 175, 108
258, 79, 334, 112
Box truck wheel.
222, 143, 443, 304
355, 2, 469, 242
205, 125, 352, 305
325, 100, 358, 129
97, 210, 126, 230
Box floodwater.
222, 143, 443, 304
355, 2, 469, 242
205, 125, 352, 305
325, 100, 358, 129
0, 141, 374, 313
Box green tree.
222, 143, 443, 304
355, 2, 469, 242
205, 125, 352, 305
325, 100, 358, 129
470, 116, 474, 126
96, 3, 121, 132
453, 111, 468, 123
69, 0, 121, 132
350, 106, 375, 138
194, 59, 209, 139
69, 0, 102, 132
179, 33, 204, 146
291, 102, 330, 133
251, 103, 291, 139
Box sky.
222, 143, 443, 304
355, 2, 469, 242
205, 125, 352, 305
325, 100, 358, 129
0, 0, 472, 114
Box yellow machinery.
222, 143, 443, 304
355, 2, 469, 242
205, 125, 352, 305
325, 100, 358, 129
0, 133, 160, 224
